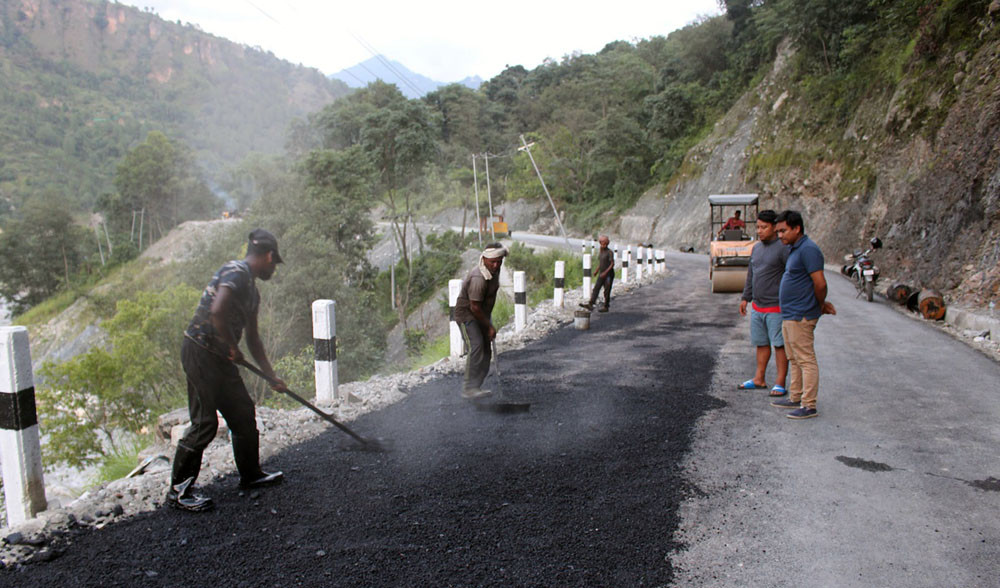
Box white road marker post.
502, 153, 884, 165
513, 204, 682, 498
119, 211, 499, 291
554, 260, 565, 308
312, 300, 338, 404
514, 271, 527, 332
0, 326, 47, 526
582, 253, 592, 301
622, 248, 631, 284
449, 279, 463, 358
637, 246, 645, 281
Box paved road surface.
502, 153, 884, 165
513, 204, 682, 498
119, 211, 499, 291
3, 249, 997, 586
0, 253, 733, 586
671, 258, 1000, 587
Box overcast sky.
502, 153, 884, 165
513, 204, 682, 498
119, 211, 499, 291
127, 1, 722, 82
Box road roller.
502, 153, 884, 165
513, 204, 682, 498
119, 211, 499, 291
708, 194, 759, 293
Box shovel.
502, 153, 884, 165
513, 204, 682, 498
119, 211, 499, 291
475, 341, 531, 414
237, 359, 392, 452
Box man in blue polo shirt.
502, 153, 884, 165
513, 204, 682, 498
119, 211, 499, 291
769, 210, 836, 419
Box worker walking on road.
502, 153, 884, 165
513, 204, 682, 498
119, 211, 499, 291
580, 235, 615, 312
738, 210, 789, 397
167, 229, 287, 512
454, 243, 508, 399
769, 211, 836, 419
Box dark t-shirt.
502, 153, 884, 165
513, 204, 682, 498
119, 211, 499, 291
741, 237, 789, 307
597, 247, 614, 275
185, 259, 259, 354
454, 266, 500, 323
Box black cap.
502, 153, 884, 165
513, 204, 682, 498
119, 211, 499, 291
248, 228, 283, 263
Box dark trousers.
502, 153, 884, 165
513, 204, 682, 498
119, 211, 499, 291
589, 273, 614, 307
460, 320, 491, 392
178, 338, 261, 480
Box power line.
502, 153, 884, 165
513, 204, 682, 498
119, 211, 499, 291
348, 31, 425, 96
241, 0, 280, 24
339, 67, 368, 86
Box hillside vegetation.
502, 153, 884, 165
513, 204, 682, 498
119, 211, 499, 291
0, 0, 349, 212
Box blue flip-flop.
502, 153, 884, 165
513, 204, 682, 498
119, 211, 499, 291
769, 385, 788, 397
737, 379, 768, 390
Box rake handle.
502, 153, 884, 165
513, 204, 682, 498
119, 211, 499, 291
237, 358, 370, 447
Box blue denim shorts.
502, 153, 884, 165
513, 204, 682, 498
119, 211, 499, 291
750, 307, 784, 347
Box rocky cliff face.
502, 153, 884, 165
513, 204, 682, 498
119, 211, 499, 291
619, 24, 1000, 310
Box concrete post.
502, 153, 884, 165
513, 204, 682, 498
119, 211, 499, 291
449, 279, 463, 358
312, 300, 338, 404
650, 248, 658, 272
637, 246, 645, 280
0, 327, 47, 526
514, 271, 527, 332
553, 260, 565, 308
582, 253, 592, 301
622, 248, 631, 284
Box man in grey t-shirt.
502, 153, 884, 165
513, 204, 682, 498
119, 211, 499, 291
454, 243, 508, 398
738, 210, 790, 397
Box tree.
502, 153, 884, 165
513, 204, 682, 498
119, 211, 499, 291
0, 192, 87, 313
37, 284, 200, 468
103, 131, 218, 241
242, 145, 386, 383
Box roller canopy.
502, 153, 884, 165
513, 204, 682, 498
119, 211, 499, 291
708, 194, 759, 206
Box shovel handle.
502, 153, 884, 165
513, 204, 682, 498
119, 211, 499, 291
492, 340, 503, 398
236, 359, 370, 447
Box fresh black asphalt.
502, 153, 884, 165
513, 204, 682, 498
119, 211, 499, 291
0, 254, 737, 587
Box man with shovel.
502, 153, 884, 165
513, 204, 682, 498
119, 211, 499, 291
454, 242, 508, 399
580, 235, 614, 312
166, 229, 287, 512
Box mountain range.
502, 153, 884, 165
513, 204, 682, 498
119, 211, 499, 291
330, 56, 482, 98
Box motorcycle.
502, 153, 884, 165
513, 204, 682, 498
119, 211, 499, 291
841, 237, 883, 302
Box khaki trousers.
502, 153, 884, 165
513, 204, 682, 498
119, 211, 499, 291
459, 320, 491, 392
781, 318, 820, 409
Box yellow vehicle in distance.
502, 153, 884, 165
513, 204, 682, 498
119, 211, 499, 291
708, 194, 758, 293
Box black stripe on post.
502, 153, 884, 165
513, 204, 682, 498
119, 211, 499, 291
514, 292, 526, 304
314, 337, 337, 362
623, 260, 629, 268
449, 306, 455, 321
0, 387, 37, 431
554, 277, 565, 288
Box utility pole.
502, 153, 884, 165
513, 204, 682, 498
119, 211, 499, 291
94, 224, 106, 266
519, 135, 569, 246
102, 222, 113, 257
484, 152, 495, 241
390, 238, 396, 310
472, 154, 483, 248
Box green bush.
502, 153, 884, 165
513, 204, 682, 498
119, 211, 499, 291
404, 328, 428, 356
505, 242, 583, 307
